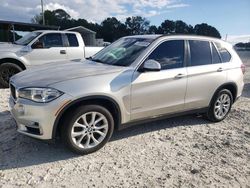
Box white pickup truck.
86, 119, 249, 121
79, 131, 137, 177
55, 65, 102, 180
0, 30, 103, 87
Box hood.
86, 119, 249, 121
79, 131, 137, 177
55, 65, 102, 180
11, 60, 126, 88
0, 42, 23, 52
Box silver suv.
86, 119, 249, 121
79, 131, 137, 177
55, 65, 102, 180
9, 35, 245, 154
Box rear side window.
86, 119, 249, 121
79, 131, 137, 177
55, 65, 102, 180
147, 40, 184, 70
66, 34, 79, 47
215, 42, 231, 62
211, 43, 221, 64
39, 33, 63, 48
189, 40, 212, 66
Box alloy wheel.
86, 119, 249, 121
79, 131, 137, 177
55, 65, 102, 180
71, 111, 109, 149
214, 93, 231, 119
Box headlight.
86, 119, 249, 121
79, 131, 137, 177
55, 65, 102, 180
18, 88, 63, 103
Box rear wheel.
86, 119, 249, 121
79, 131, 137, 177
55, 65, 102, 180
61, 105, 114, 155
0, 63, 23, 88
206, 89, 233, 122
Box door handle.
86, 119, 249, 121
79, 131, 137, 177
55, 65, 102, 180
174, 73, 185, 79
60, 50, 66, 54
217, 67, 223, 72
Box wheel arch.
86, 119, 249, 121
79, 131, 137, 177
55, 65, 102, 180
0, 58, 26, 70
210, 82, 238, 106
52, 95, 122, 139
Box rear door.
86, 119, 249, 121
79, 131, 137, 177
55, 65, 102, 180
185, 40, 227, 110
23, 33, 68, 66
65, 33, 84, 62
131, 40, 187, 120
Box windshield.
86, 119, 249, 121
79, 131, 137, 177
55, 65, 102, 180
15, 32, 42, 45
91, 37, 154, 66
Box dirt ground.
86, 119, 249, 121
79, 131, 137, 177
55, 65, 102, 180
0, 52, 249, 187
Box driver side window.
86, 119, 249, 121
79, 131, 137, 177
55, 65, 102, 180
35, 33, 63, 48
147, 40, 184, 70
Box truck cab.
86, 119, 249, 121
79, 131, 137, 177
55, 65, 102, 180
0, 30, 103, 87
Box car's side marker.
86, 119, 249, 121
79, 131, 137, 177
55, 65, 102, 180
55, 100, 72, 116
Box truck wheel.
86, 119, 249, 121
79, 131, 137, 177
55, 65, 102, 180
61, 105, 114, 155
0, 63, 23, 88
206, 89, 233, 122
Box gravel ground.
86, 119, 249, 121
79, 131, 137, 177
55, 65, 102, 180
0, 52, 249, 187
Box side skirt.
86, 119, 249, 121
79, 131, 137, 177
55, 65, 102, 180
118, 107, 208, 131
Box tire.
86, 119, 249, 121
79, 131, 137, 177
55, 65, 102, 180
61, 105, 114, 155
206, 89, 233, 122
0, 63, 23, 88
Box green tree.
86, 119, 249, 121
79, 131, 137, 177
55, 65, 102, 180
236, 42, 250, 48
158, 20, 175, 34
194, 23, 221, 38
31, 9, 222, 41
175, 20, 193, 34
99, 17, 128, 42
147, 25, 158, 34
125, 16, 150, 35
31, 9, 71, 26
54, 9, 71, 20
158, 20, 193, 34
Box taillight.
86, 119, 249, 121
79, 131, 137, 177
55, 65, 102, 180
241, 64, 246, 74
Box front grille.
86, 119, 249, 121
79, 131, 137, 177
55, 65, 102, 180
10, 84, 16, 100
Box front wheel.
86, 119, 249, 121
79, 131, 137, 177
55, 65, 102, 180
61, 105, 114, 155
206, 89, 233, 122
0, 63, 23, 88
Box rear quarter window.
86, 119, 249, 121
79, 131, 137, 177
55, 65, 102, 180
66, 34, 79, 47
215, 42, 231, 62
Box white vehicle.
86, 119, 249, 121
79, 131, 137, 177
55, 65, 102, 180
9, 35, 245, 154
0, 30, 103, 87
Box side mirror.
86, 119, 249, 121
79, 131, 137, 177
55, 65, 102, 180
31, 41, 44, 49
141, 59, 161, 72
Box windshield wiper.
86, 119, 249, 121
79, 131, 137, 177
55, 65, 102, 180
86, 57, 106, 64
91, 58, 106, 64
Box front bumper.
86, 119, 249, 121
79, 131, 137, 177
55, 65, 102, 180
9, 94, 72, 140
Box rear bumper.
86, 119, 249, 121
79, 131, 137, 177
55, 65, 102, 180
236, 81, 244, 101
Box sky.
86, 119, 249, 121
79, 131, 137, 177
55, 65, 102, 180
0, 0, 249, 42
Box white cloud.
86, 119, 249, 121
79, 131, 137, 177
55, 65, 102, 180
38, 3, 80, 19
133, 0, 172, 9
166, 3, 189, 8
3, 2, 9, 7
74, 0, 84, 4
226, 35, 250, 44
0, 0, 190, 23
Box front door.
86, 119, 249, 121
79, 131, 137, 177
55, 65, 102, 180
131, 40, 187, 121
23, 33, 68, 66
